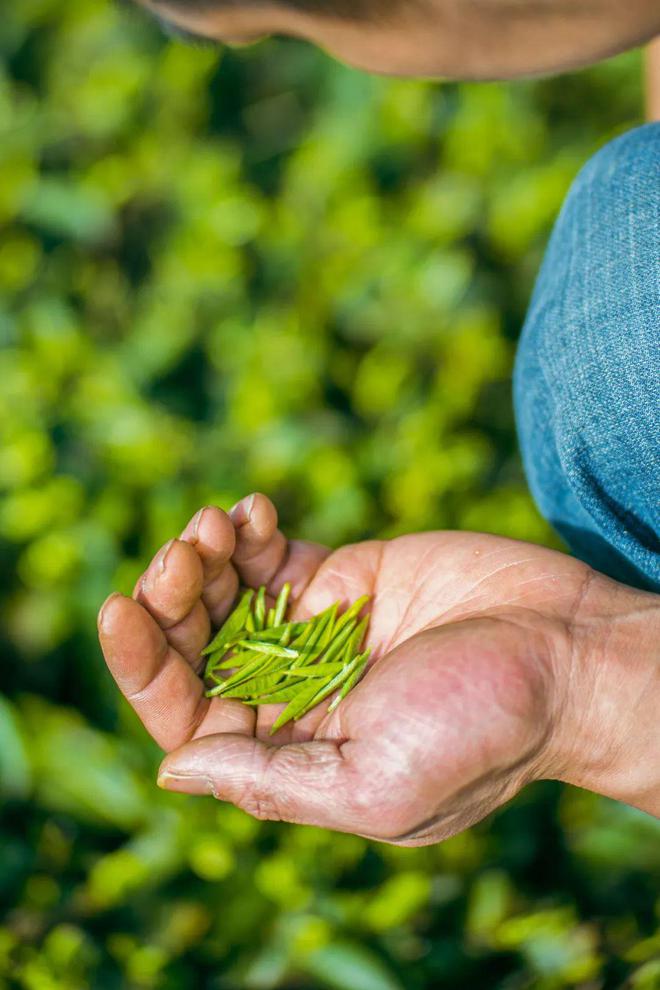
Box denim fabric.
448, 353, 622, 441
514, 124, 660, 592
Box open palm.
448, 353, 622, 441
99, 494, 592, 844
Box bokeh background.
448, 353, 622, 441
1, 1, 659, 987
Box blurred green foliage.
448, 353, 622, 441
1, 1, 658, 987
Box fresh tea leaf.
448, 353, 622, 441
236, 640, 299, 659
205, 653, 274, 696
243, 684, 308, 706
294, 655, 363, 721
254, 586, 266, 630
318, 619, 357, 665
273, 582, 291, 627
291, 604, 338, 668
315, 603, 340, 650
328, 650, 371, 713
209, 650, 260, 671
269, 681, 324, 735
332, 595, 370, 639
250, 623, 307, 642
291, 663, 347, 678
203, 586, 373, 714
201, 588, 254, 656
345, 616, 369, 658
221, 672, 298, 699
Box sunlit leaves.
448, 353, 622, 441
0, 4, 648, 987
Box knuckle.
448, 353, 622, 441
238, 744, 283, 823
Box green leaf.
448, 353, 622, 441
290, 662, 347, 678
315, 602, 340, 650
291, 604, 338, 667
204, 650, 256, 677
317, 619, 357, 666
0, 696, 32, 799
345, 615, 369, 658
243, 684, 307, 706
209, 650, 259, 671
203, 649, 228, 677
293, 655, 362, 720
302, 940, 403, 990
236, 640, 299, 659
205, 653, 274, 696
328, 651, 371, 713
254, 586, 266, 629
21, 697, 150, 831
289, 617, 320, 651
332, 595, 370, 639
273, 582, 291, 627
269, 682, 324, 735
250, 622, 306, 642
221, 671, 298, 699
201, 589, 254, 656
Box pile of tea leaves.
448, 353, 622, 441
202, 584, 371, 734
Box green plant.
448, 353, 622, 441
0, 2, 653, 986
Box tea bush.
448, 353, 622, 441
1, 2, 658, 987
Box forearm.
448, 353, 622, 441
550, 573, 660, 816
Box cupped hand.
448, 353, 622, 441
98, 494, 597, 844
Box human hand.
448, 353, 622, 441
98, 495, 660, 843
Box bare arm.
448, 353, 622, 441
549, 576, 660, 819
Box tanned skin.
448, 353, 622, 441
99, 498, 660, 841
136, 0, 660, 79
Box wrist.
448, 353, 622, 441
548, 571, 660, 816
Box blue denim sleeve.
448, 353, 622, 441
514, 123, 660, 592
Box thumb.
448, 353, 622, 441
157, 732, 365, 832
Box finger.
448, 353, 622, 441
98, 593, 209, 751
98, 594, 257, 749
157, 732, 371, 834
229, 493, 288, 588
135, 539, 210, 668
180, 505, 239, 626
193, 696, 256, 740
180, 505, 236, 582
230, 493, 330, 599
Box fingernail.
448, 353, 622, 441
155, 538, 175, 575
98, 593, 122, 632
191, 507, 208, 542
157, 770, 216, 797
228, 493, 255, 527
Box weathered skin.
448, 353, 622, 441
98, 496, 660, 844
